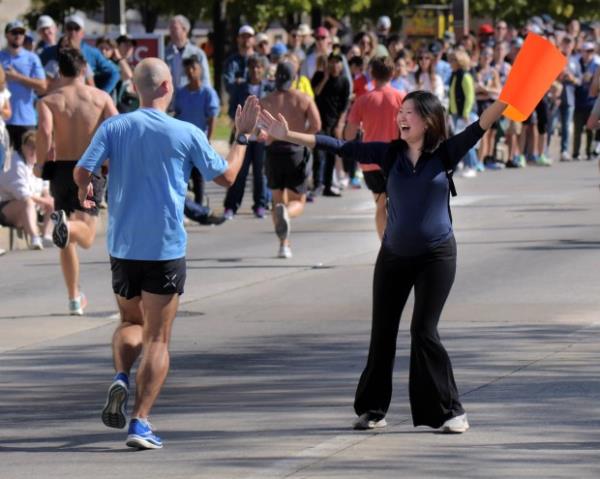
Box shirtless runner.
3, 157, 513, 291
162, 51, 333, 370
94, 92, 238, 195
260, 62, 321, 258
35, 48, 117, 315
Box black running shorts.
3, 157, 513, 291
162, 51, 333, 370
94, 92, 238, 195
48, 160, 104, 216
110, 256, 186, 299
265, 142, 308, 194
363, 170, 387, 194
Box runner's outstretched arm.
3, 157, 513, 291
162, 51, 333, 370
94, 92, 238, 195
213, 95, 260, 187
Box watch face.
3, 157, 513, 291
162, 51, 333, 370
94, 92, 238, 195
237, 134, 248, 145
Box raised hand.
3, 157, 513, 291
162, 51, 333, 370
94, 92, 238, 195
235, 95, 260, 135
258, 109, 289, 141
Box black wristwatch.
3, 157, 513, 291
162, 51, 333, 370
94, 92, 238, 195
235, 133, 249, 145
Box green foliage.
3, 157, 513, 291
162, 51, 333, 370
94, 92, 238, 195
470, 0, 600, 22
26, 0, 103, 29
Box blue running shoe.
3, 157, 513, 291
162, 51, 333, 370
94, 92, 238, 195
101, 372, 129, 429
126, 418, 163, 449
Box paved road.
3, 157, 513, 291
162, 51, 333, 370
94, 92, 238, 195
1, 160, 599, 478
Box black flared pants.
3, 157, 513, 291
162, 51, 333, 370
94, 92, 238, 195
354, 236, 464, 428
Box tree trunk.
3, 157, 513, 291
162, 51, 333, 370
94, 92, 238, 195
311, 6, 322, 31
212, 0, 227, 98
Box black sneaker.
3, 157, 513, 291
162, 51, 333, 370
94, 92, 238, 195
200, 214, 227, 226
50, 210, 69, 249
101, 373, 129, 429
323, 187, 342, 197
353, 412, 387, 430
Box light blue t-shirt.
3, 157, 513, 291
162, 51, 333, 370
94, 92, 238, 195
0, 48, 45, 126
174, 84, 220, 133
77, 108, 228, 261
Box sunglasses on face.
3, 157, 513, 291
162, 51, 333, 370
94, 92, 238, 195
316, 36, 327, 41
66, 23, 81, 32
9, 30, 26, 36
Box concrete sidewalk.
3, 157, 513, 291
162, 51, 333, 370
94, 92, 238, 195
1, 160, 599, 478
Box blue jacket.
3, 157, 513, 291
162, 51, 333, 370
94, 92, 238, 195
40, 42, 120, 93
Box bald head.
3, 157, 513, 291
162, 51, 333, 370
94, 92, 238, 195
133, 58, 173, 103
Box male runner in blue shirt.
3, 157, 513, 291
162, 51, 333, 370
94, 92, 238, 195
74, 58, 259, 449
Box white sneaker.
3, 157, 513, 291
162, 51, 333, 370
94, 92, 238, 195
42, 236, 55, 248
560, 151, 572, 162
441, 413, 470, 433
459, 168, 477, 178
278, 244, 292, 259
69, 293, 88, 316
353, 413, 387, 430
274, 203, 290, 240
29, 235, 44, 250
0, 248, 5, 256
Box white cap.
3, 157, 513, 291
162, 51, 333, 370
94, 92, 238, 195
377, 15, 392, 30
238, 25, 255, 36
37, 15, 56, 31
297, 24, 312, 36
582, 41, 596, 51
256, 32, 269, 44
65, 14, 85, 30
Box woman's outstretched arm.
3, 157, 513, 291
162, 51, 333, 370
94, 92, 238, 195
258, 109, 388, 164
259, 110, 318, 149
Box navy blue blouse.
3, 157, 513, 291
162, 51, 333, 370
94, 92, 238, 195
315, 121, 485, 256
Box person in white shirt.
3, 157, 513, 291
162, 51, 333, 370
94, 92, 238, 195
411, 48, 445, 105
0, 130, 54, 249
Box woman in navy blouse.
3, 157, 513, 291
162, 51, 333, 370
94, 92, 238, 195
259, 91, 507, 433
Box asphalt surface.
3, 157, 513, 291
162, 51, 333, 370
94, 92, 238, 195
1, 158, 599, 478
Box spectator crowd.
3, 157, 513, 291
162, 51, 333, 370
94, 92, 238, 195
1, 11, 600, 256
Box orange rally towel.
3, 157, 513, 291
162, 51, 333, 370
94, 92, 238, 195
500, 33, 567, 122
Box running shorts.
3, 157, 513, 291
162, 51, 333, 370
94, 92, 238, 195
48, 160, 103, 216
265, 142, 308, 194
110, 256, 186, 299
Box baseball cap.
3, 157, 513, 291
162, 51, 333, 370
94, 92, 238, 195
65, 14, 85, 30
511, 37, 524, 48
256, 32, 269, 44
315, 26, 329, 39
270, 42, 288, 56
238, 25, 255, 36
275, 62, 294, 91
5, 20, 25, 34
116, 34, 137, 46
528, 23, 543, 35
297, 24, 312, 36
36, 15, 55, 31
377, 16, 392, 30
428, 41, 442, 55
582, 41, 596, 51
478, 23, 494, 35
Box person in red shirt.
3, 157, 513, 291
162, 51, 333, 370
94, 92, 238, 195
349, 55, 370, 99
344, 56, 405, 239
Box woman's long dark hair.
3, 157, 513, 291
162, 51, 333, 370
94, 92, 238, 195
402, 90, 447, 152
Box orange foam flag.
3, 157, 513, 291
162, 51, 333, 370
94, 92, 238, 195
500, 33, 567, 122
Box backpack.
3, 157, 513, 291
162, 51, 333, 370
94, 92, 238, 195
381, 139, 457, 223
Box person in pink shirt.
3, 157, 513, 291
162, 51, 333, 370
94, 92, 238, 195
344, 56, 405, 239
